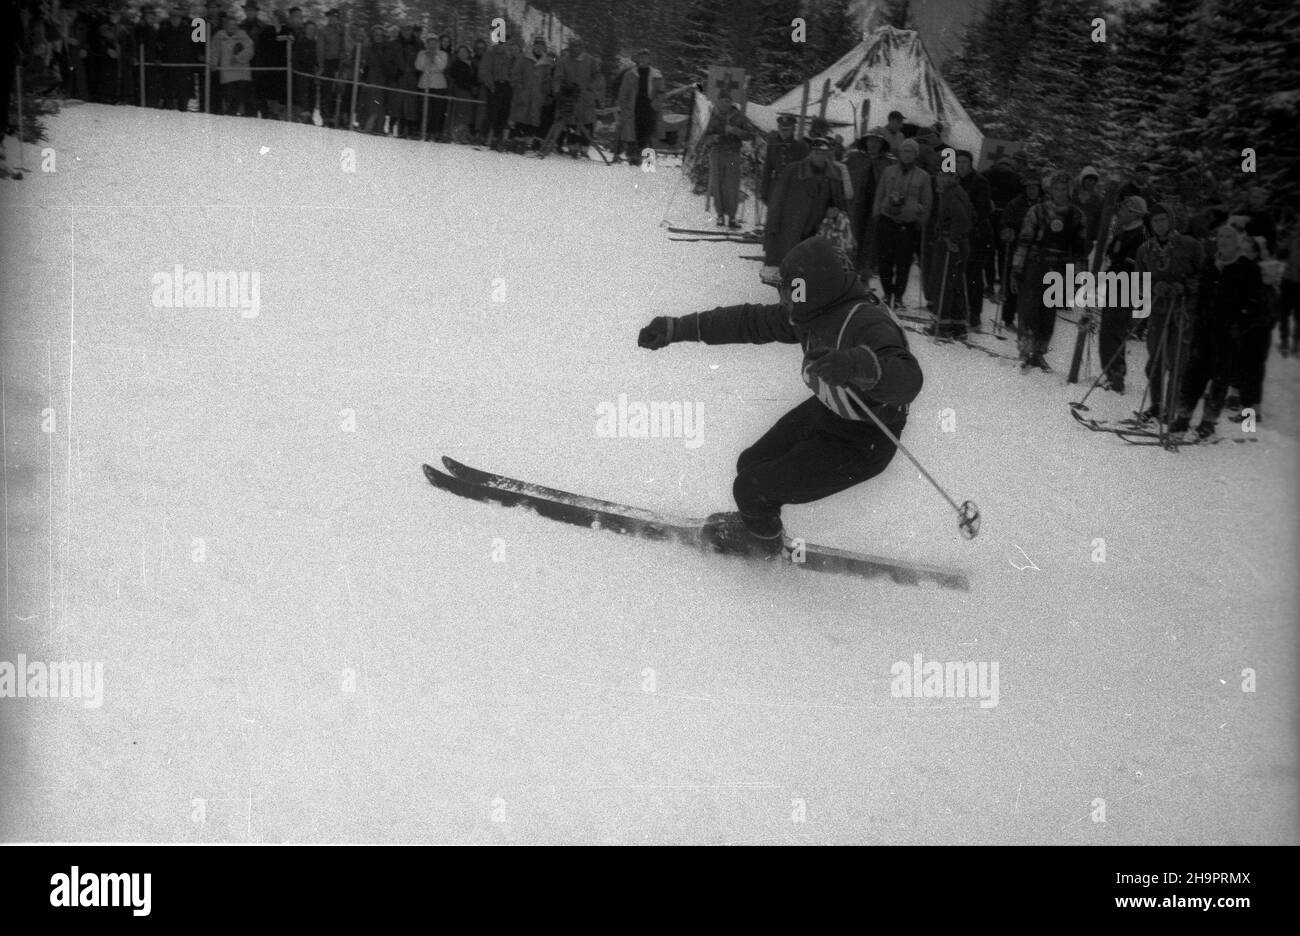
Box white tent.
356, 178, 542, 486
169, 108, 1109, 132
765, 26, 984, 155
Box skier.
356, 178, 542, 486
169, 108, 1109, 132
1009, 170, 1087, 370
635, 236, 923, 558
1095, 195, 1149, 393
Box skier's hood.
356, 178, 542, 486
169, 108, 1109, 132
1077, 165, 1100, 185
780, 236, 866, 324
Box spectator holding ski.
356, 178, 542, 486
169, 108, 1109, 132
1133, 203, 1203, 423
635, 236, 923, 558
1095, 195, 1150, 394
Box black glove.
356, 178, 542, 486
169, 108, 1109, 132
638, 316, 676, 350
806, 346, 879, 388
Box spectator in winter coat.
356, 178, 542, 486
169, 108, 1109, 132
616, 48, 664, 166
845, 131, 893, 280
1096, 195, 1149, 394
358, 25, 389, 133
552, 37, 601, 147
135, 5, 161, 107
216, 15, 254, 116
999, 176, 1040, 329
157, 5, 195, 111
509, 37, 551, 143
1009, 170, 1088, 369
292, 19, 320, 122
446, 44, 478, 142
984, 154, 1022, 294
1229, 236, 1278, 422
1169, 226, 1264, 438
929, 168, 974, 338
764, 138, 850, 267
636, 236, 924, 558
316, 9, 347, 126
703, 93, 757, 229
872, 137, 932, 309
479, 38, 519, 149
761, 115, 809, 205
955, 149, 992, 330
1133, 203, 1204, 422
417, 33, 451, 138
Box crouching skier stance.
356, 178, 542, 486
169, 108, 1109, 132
636, 236, 924, 559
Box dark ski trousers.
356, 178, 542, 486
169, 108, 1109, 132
1016, 254, 1066, 359
876, 217, 921, 303
1177, 339, 1235, 424
1234, 326, 1271, 411
732, 396, 904, 537
1099, 305, 1133, 387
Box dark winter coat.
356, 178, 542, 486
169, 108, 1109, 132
846, 151, 894, 249
157, 19, 193, 64
616, 64, 664, 142
764, 157, 849, 266
672, 238, 922, 426
1195, 256, 1265, 345
984, 164, 1023, 210
956, 168, 992, 255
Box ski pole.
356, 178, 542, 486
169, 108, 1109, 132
1069, 312, 1136, 412
932, 243, 951, 343
843, 386, 980, 540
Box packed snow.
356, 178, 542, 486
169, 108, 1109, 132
1, 104, 1296, 844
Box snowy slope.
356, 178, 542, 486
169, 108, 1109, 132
0, 105, 1296, 844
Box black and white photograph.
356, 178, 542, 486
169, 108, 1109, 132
1, 0, 1296, 866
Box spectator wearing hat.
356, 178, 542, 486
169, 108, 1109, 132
761, 114, 809, 205
616, 48, 663, 166
703, 93, 757, 228
480, 36, 521, 149
845, 130, 893, 280
1133, 202, 1204, 423
1119, 163, 1157, 211
871, 137, 931, 309
1096, 194, 1150, 393
1229, 235, 1279, 422
764, 137, 850, 266
390, 25, 421, 138
1009, 170, 1087, 369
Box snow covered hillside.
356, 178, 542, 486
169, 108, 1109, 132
1, 104, 1296, 844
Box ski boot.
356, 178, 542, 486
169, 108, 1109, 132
700, 511, 785, 560
1194, 420, 1216, 440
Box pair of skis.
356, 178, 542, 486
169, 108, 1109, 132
423, 457, 971, 591
666, 226, 762, 244
1069, 406, 1258, 447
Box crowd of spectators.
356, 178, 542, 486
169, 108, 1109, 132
12, 0, 671, 161
750, 108, 1295, 435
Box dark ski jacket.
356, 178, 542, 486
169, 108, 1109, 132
1195, 255, 1264, 345
761, 131, 809, 202
672, 238, 921, 427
